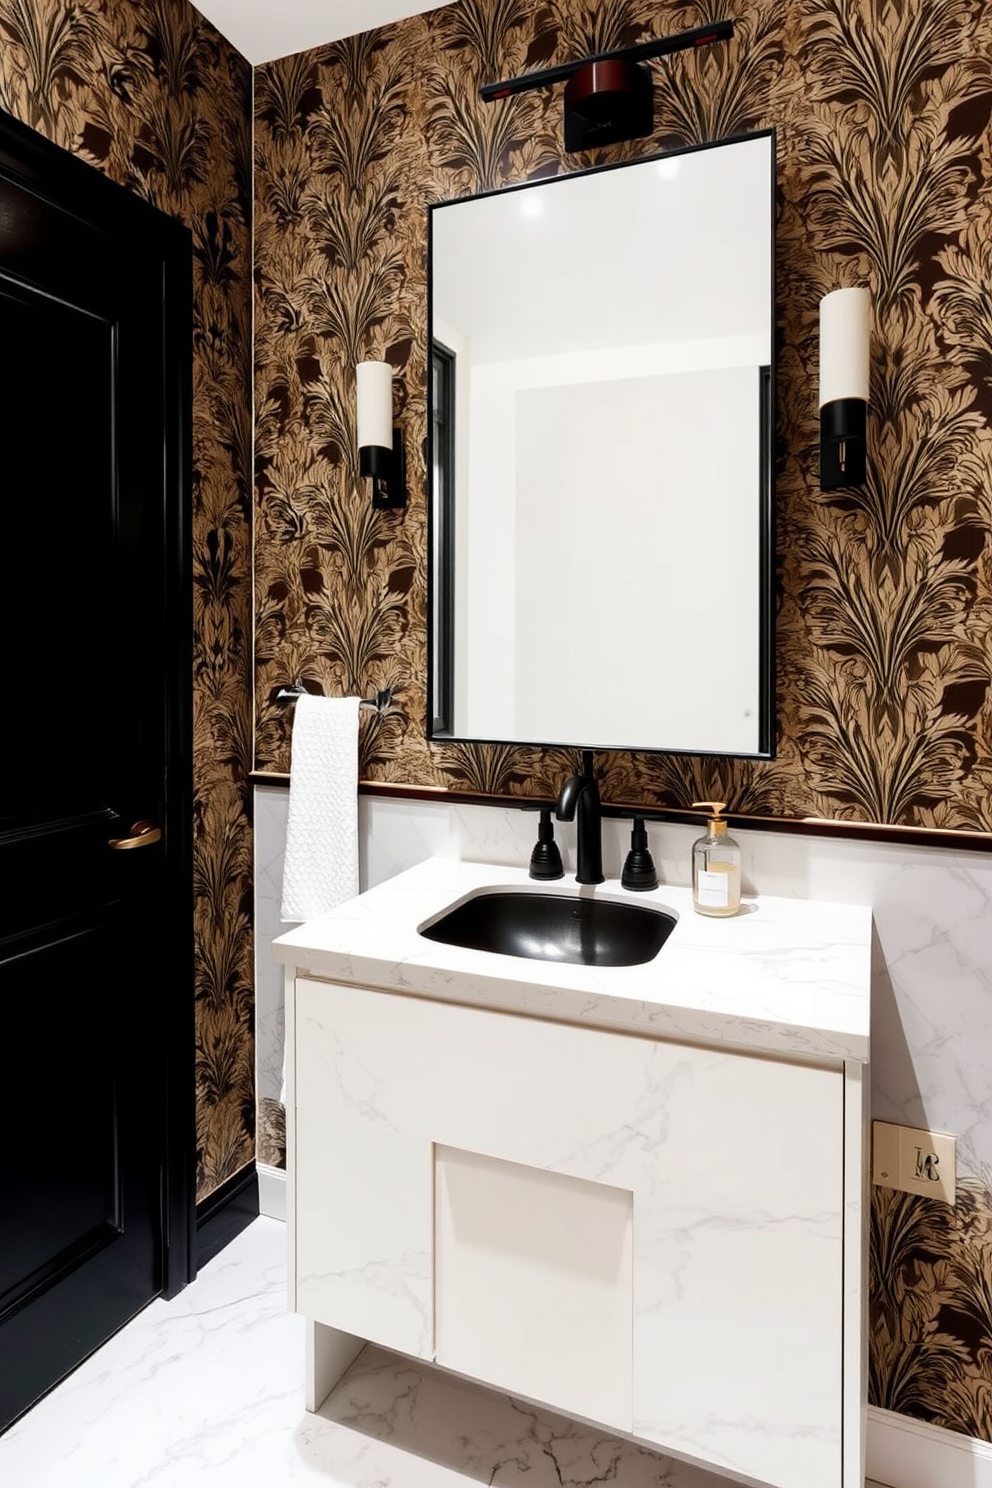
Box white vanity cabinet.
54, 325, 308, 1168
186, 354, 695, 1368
276, 859, 872, 1488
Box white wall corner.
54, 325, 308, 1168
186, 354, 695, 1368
867, 1405, 992, 1488
257, 1162, 287, 1222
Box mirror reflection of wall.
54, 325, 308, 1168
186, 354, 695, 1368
430, 131, 775, 758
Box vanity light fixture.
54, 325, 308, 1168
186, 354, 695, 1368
480, 20, 733, 154
356, 359, 405, 511
819, 287, 870, 490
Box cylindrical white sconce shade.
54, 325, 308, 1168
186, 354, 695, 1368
819, 286, 870, 489
356, 359, 405, 510
819, 287, 870, 408
356, 359, 393, 450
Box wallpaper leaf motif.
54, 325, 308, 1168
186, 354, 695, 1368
804, 132, 974, 316
304, 257, 404, 373
131, 91, 213, 198
254, 50, 319, 139
650, 0, 784, 148
805, 0, 972, 159
142, 0, 213, 97
431, 0, 534, 81
426, 67, 548, 192
318, 33, 391, 99
308, 58, 408, 196
872, 1177, 992, 1439
441, 741, 540, 795
0, 0, 102, 140
801, 532, 980, 716
548, 0, 648, 58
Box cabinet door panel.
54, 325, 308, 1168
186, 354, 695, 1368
632, 1052, 843, 1488
294, 1113, 431, 1358
435, 1145, 633, 1430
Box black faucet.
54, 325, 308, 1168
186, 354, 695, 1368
556, 751, 604, 884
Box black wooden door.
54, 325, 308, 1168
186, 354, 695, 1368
0, 111, 193, 1431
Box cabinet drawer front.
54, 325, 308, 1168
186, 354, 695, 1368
293, 978, 843, 1487
434, 1144, 633, 1431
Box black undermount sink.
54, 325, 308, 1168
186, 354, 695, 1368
420, 891, 676, 969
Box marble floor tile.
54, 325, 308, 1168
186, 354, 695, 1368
0, 1218, 887, 1488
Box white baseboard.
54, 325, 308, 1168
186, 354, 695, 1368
257, 1162, 287, 1222
867, 1405, 992, 1488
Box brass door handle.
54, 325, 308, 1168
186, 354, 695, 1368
108, 820, 161, 850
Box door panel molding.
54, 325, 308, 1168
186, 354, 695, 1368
0, 1219, 123, 1328
0, 807, 118, 846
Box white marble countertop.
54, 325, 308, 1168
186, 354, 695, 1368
272, 857, 872, 1063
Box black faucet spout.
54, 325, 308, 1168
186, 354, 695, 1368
555, 751, 604, 885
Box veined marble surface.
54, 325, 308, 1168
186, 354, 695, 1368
273, 856, 872, 1062
3, 1217, 876, 1488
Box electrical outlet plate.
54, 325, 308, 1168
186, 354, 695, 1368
872, 1121, 956, 1204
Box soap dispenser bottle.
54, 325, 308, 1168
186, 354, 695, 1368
621, 816, 659, 891
691, 801, 741, 917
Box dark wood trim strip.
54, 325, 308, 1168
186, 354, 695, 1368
249, 771, 991, 854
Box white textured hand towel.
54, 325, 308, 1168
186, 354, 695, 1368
280, 694, 360, 923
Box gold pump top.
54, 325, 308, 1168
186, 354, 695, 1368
692, 800, 728, 835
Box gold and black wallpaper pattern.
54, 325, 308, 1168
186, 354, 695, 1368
0, 0, 255, 1202
253, 0, 992, 836
873, 1176, 992, 1440
254, 0, 992, 1441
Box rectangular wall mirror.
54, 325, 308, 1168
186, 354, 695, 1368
428, 130, 776, 758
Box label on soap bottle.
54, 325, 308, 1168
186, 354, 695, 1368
697, 867, 732, 908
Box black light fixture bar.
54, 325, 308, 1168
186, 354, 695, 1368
480, 20, 734, 103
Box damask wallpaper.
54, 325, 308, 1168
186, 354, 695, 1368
253, 0, 992, 1442
253, 0, 992, 837
0, 0, 255, 1202
873, 1176, 992, 1439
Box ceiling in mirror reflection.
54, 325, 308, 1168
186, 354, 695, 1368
434, 137, 771, 363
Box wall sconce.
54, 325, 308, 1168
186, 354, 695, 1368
819, 287, 870, 490
356, 359, 405, 510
